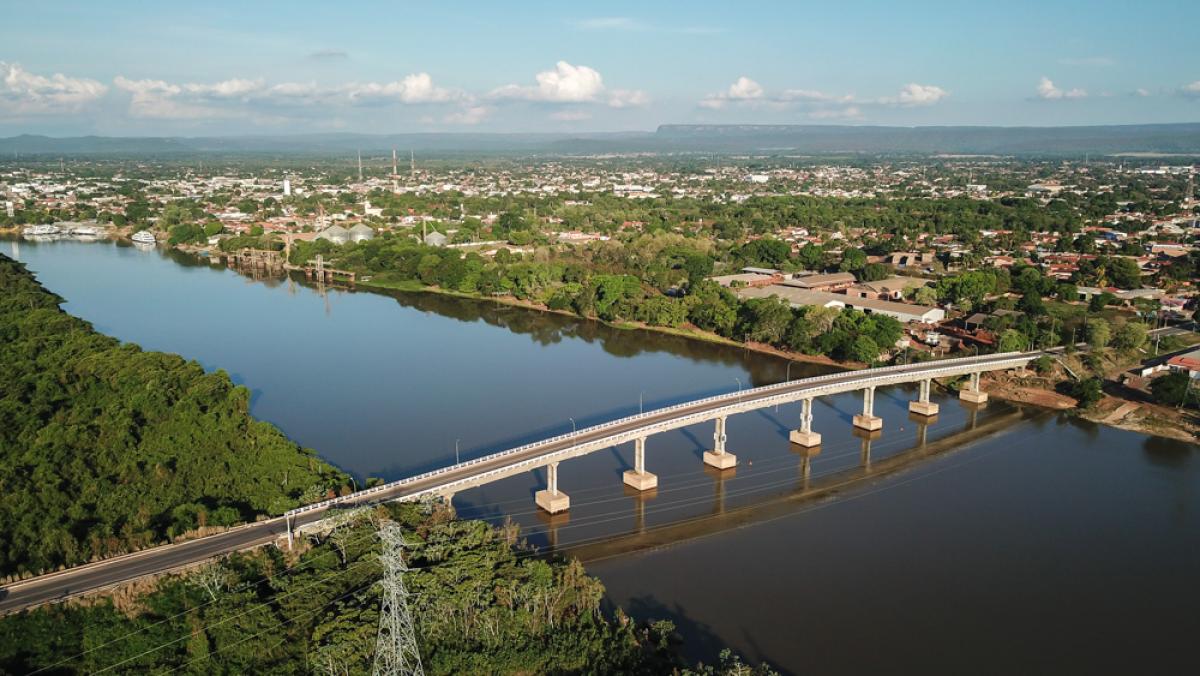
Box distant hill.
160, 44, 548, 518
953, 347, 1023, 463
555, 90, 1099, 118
2, 123, 1199, 157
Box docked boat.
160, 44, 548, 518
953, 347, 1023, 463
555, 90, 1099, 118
22, 224, 61, 236
130, 230, 156, 244
70, 224, 103, 237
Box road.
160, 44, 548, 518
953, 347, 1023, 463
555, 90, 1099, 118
0, 350, 1037, 614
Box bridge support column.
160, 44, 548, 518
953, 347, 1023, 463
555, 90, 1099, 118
704, 415, 737, 469
789, 397, 822, 447
535, 461, 570, 514
959, 371, 988, 404
623, 437, 659, 491
909, 378, 939, 416
853, 385, 883, 431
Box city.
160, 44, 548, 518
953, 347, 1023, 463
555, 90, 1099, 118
2, 2, 1199, 675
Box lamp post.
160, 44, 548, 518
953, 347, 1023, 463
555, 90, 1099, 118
455, 438, 460, 465
639, 390, 644, 414
734, 377, 742, 403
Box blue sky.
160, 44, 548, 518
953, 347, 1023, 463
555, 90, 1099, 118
2, 0, 1198, 135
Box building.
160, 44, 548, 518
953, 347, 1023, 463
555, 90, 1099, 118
315, 224, 350, 245
846, 276, 932, 301
738, 284, 945, 324
282, 178, 291, 197
348, 223, 375, 243
1167, 349, 1200, 379
780, 272, 857, 293
424, 230, 448, 247
712, 267, 784, 288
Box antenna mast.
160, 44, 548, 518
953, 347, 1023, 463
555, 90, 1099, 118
373, 521, 424, 676
358, 150, 364, 183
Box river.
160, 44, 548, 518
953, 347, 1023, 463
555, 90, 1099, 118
5, 237, 1198, 674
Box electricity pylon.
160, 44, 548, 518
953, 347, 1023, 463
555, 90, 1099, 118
372, 521, 424, 676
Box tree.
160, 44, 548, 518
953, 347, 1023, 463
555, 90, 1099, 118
998, 329, 1029, 352
848, 335, 881, 363
913, 286, 937, 306
838, 248, 867, 273
1111, 322, 1148, 352
1088, 292, 1116, 313
1068, 377, 1104, 408
1086, 318, 1111, 349
1150, 372, 1198, 408
737, 297, 793, 345
1109, 257, 1142, 289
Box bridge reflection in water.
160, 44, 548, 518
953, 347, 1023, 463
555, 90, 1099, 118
562, 404, 1035, 564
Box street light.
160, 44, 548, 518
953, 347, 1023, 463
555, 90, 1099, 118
734, 377, 742, 403
455, 438, 460, 465
639, 390, 644, 414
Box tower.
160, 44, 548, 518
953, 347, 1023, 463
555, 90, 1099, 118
372, 521, 424, 676
283, 177, 292, 197
410, 149, 415, 177
358, 150, 364, 183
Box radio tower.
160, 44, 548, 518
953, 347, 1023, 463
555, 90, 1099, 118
373, 521, 424, 676
358, 150, 364, 183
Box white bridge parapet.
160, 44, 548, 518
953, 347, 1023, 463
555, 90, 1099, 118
287, 351, 1038, 519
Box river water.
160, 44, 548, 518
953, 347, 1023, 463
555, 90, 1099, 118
5, 238, 1198, 674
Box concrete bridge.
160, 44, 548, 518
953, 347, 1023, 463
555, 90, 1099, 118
284, 350, 1033, 525
0, 350, 1037, 614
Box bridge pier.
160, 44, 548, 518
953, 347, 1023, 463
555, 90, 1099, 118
535, 461, 570, 514
789, 397, 822, 447
959, 371, 988, 404
623, 437, 659, 491
909, 378, 939, 416
704, 416, 738, 469
853, 385, 883, 431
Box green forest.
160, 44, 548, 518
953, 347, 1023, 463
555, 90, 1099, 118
0, 503, 776, 675
0, 254, 349, 578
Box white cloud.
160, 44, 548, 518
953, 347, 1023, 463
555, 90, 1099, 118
490, 61, 645, 109
443, 105, 491, 125
1036, 76, 1087, 100
887, 83, 948, 106
183, 78, 264, 99
1134, 87, 1151, 97
114, 76, 211, 119
491, 61, 606, 103
343, 73, 458, 104
0, 62, 107, 115
809, 106, 862, 120
607, 88, 649, 108
778, 89, 853, 103
1180, 81, 1200, 98
700, 76, 765, 108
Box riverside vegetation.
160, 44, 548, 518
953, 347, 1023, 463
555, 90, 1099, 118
0, 253, 349, 579
0, 502, 776, 674
0, 254, 775, 674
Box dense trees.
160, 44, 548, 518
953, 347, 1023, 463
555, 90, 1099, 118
0, 255, 348, 577
0, 504, 776, 675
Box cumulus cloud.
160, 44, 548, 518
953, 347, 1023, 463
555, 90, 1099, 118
700, 76, 765, 108
1036, 76, 1087, 100
1180, 81, 1200, 98
700, 77, 946, 112
886, 83, 948, 106
343, 73, 458, 104
0, 62, 107, 115
443, 105, 491, 125
490, 61, 646, 109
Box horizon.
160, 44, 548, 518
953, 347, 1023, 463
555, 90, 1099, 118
3, 1, 1199, 136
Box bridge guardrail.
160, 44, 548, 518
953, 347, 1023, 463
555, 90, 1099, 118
286, 351, 1034, 517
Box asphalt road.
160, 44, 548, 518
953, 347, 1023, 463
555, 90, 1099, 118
0, 350, 1031, 614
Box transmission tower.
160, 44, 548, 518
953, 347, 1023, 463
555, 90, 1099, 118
372, 521, 424, 676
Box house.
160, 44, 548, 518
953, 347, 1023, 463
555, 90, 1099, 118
737, 285, 945, 324
846, 276, 931, 301
1166, 348, 1200, 379
424, 230, 448, 247
886, 252, 935, 269
780, 272, 857, 293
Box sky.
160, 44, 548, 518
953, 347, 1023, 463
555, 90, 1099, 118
2, 0, 1199, 136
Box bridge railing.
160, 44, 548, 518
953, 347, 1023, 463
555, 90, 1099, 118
286, 351, 1032, 518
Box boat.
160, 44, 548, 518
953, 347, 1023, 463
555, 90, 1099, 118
22, 224, 61, 236
70, 224, 103, 237
131, 230, 156, 244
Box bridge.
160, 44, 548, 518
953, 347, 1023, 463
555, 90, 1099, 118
0, 350, 1039, 614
